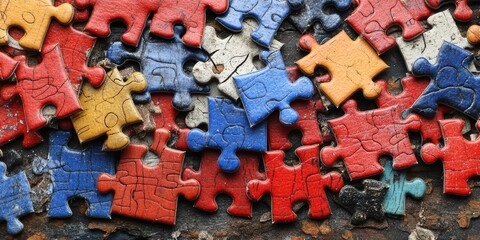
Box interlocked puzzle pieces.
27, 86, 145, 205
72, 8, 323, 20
346, 0, 431, 54
247, 145, 344, 223
380, 160, 426, 216
97, 128, 200, 224
321, 100, 421, 180
150, 0, 229, 47
193, 20, 282, 100
410, 41, 480, 120
1, 45, 81, 131
0, 0, 74, 50
338, 179, 389, 224
0, 162, 34, 235
288, 0, 352, 33
188, 97, 267, 173
32, 131, 114, 218
235, 50, 315, 126
71, 68, 147, 151
425, 0, 474, 21
107, 25, 209, 110
421, 119, 480, 196
296, 31, 388, 107
183, 151, 265, 217
396, 10, 472, 72
216, 0, 305, 47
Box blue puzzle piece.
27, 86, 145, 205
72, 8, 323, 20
380, 160, 426, 216
187, 97, 267, 173
288, 0, 352, 33
107, 24, 209, 110
32, 131, 115, 219
0, 162, 33, 235
216, 0, 305, 47
411, 41, 480, 119
234, 50, 314, 127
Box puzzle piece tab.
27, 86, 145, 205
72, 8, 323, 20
235, 50, 315, 126
321, 100, 421, 180
32, 131, 114, 218
71, 68, 147, 151
107, 25, 209, 110
216, 0, 305, 47
288, 0, 352, 33
247, 145, 344, 223
188, 97, 267, 173
97, 128, 200, 224
425, 0, 473, 21
296, 31, 388, 107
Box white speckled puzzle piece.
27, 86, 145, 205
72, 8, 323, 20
397, 10, 473, 72
192, 19, 283, 100
185, 84, 223, 128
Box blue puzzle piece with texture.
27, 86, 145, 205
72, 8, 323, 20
288, 0, 352, 33
107, 25, 209, 110
0, 162, 33, 235
411, 41, 480, 119
32, 131, 115, 219
380, 160, 426, 215
187, 97, 267, 173
234, 50, 315, 127
216, 0, 305, 47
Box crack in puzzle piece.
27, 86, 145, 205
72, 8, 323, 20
345, 0, 431, 54
421, 119, 480, 195
32, 131, 115, 218
338, 179, 389, 224
288, 0, 352, 33
73, 0, 159, 46
0, 161, 34, 235
235, 50, 315, 126
187, 97, 267, 173
397, 10, 473, 72
216, 0, 305, 47
321, 100, 421, 180
0, 45, 81, 131
0, 0, 74, 51
410, 41, 480, 120
150, 0, 229, 47
380, 160, 426, 215
193, 19, 283, 100
183, 151, 265, 217
376, 76, 447, 144
106, 25, 209, 109
296, 31, 388, 107
97, 128, 200, 224
247, 145, 344, 223
425, 0, 473, 21
71, 68, 147, 151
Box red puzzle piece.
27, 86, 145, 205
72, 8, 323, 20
425, 0, 473, 21
150, 0, 229, 47
0, 97, 43, 148
376, 76, 447, 144
421, 119, 480, 195
97, 128, 200, 224
0, 45, 81, 131
247, 145, 344, 223
346, 0, 431, 54
321, 100, 421, 180
182, 151, 265, 217
0, 51, 18, 80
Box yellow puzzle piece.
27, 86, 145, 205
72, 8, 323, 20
296, 31, 389, 107
72, 68, 147, 151
0, 0, 74, 50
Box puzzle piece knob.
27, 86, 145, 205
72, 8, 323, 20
187, 129, 207, 152
279, 108, 299, 125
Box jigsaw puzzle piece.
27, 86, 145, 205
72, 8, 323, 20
296, 31, 388, 107
235, 50, 315, 126
56, 0, 89, 22
71, 68, 147, 151
187, 97, 267, 173
467, 24, 480, 44
216, 0, 305, 47
425, 0, 473, 21
97, 128, 200, 224
288, 0, 352, 33
0, 52, 18, 80
247, 145, 344, 223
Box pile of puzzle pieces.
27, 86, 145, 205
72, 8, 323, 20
2, 0, 480, 235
